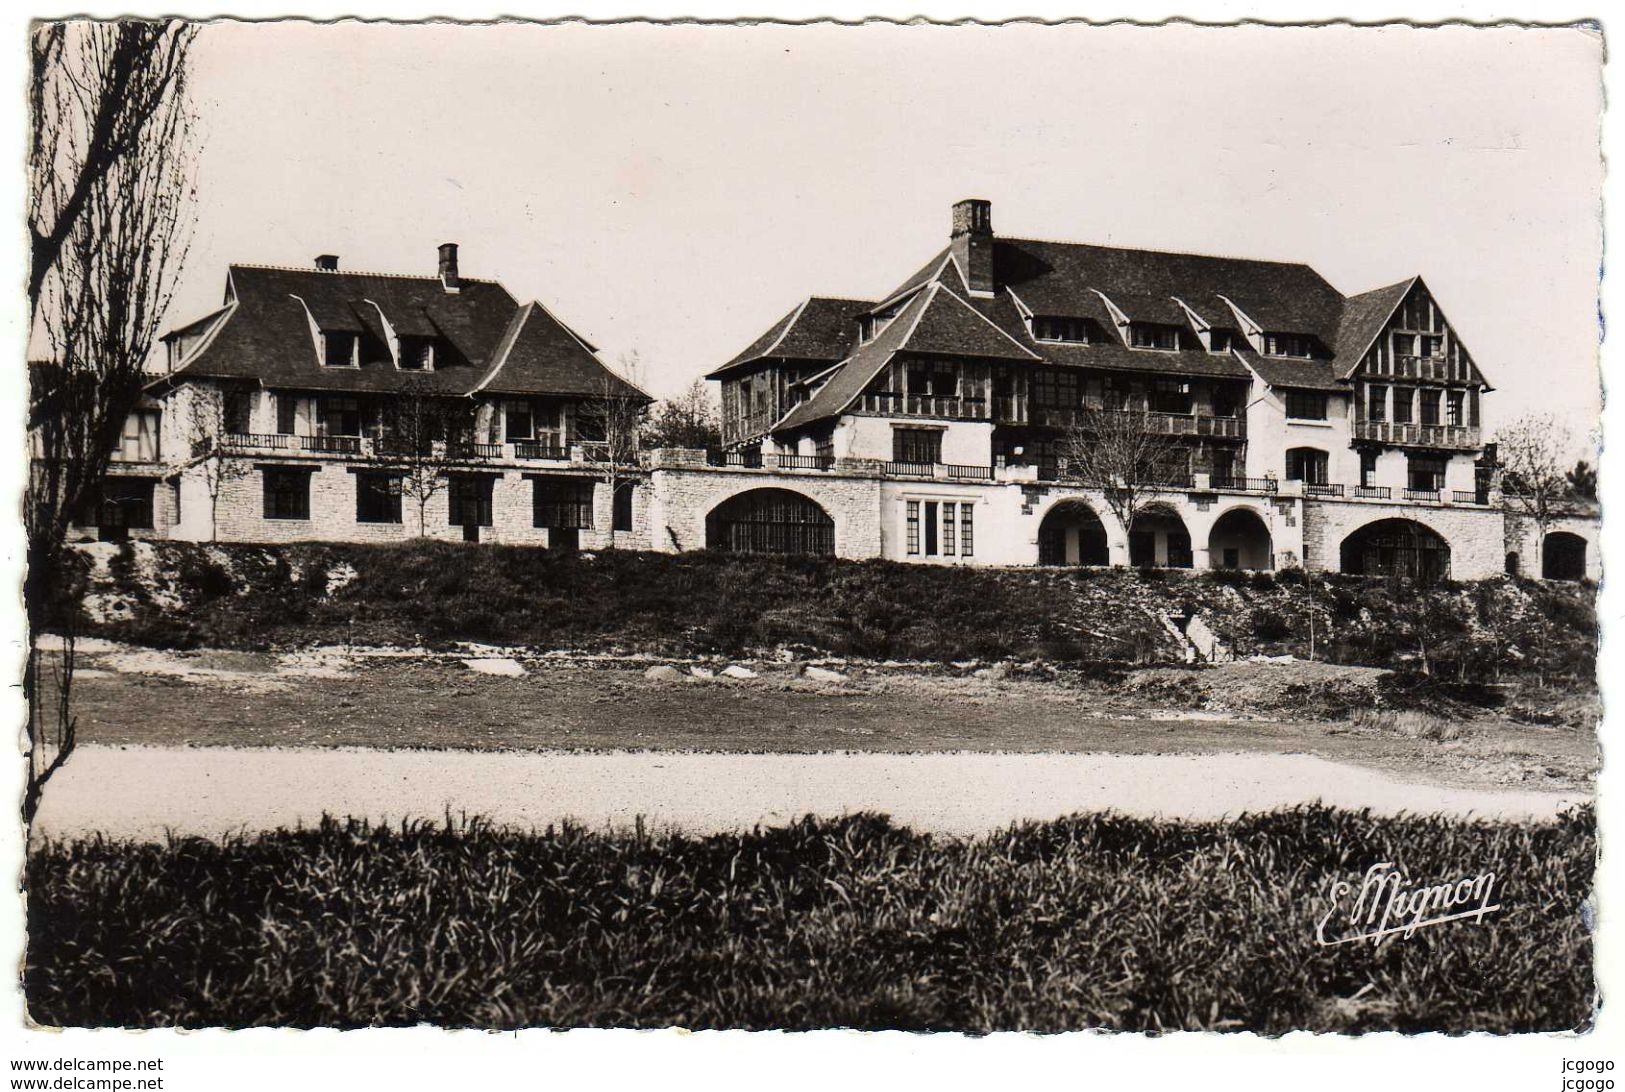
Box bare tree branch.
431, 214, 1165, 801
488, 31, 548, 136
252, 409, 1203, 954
1058, 399, 1185, 548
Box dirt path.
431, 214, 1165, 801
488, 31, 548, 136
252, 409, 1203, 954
32, 745, 1586, 843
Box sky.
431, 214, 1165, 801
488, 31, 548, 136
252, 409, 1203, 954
173, 20, 1604, 443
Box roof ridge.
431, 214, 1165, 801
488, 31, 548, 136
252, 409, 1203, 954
1001, 234, 1321, 271
230, 262, 497, 284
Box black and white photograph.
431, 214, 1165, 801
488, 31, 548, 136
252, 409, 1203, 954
6, 7, 1614, 1087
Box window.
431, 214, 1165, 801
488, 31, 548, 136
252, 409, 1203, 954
1392, 333, 1416, 358
1286, 447, 1329, 486
892, 427, 942, 466
1366, 385, 1387, 423
223, 389, 253, 434
906, 500, 920, 555
1129, 323, 1179, 350
1209, 330, 1232, 354
399, 336, 435, 370
505, 401, 533, 441
1284, 391, 1328, 420
1211, 450, 1236, 485
1419, 389, 1441, 426
907, 366, 957, 398
276, 395, 297, 436
263, 469, 311, 520
532, 478, 594, 529
1263, 333, 1315, 358
1150, 379, 1193, 415
1032, 316, 1089, 343
1420, 335, 1444, 359
319, 396, 363, 437
447, 475, 494, 527
923, 501, 939, 555
355, 472, 403, 523
613, 481, 634, 532
323, 332, 358, 368
1031, 369, 1081, 410
942, 503, 957, 556
1391, 388, 1414, 424
117, 410, 161, 461
1211, 387, 1243, 418
960, 503, 974, 557
1408, 455, 1446, 492
1447, 390, 1465, 427
815, 433, 835, 463
1360, 450, 1378, 488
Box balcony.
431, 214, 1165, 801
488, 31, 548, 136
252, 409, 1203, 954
1354, 420, 1481, 450
222, 432, 293, 452
1304, 482, 1345, 498
1394, 353, 1454, 381
512, 440, 569, 461
1028, 406, 1244, 439
447, 441, 506, 461
302, 434, 362, 455
777, 454, 835, 471
856, 391, 988, 419
1403, 488, 1441, 503
1352, 485, 1392, 500
1211, 476, 1279, 494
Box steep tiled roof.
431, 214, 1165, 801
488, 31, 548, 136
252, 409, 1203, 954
708, 296, 874, 378
774, 287, 934, 432
1236, 350, 1346, 392
1333, 278, 1417, 380
154, 264, 634, 400
897, 283, 1040, 361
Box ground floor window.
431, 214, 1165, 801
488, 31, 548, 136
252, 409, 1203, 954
448, 475, 495, 527
263, 468, 311, 520
1339, 519, 1450, 582
355, 472, 403, 524
959, 503, 974, 557
533, 477, 594, 529
91, 479, 156, 538
904, 499, 970, 559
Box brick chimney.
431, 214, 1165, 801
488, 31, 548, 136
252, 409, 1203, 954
950, 198, 995, 296
438, 243, 460, 291
315, 254, 339, 272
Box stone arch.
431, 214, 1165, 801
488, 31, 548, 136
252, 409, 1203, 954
704, 488, 835, 556
1339, 518, 1451, 582
1038, 498, 1109, 566
1542, 531, 1587, 581
1208, 506, 1273, 571
1130, 503, 1193, 569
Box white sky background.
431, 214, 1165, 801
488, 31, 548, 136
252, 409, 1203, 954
176, 20, 1602, 445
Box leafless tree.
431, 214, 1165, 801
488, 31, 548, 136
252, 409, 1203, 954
371, 379, 476, 537
643, 379, 721, 450
1059, 401, 1184, 558
181, 386, 252, 540
580, 357, 650, 548
1496, 413, 1573, 575
25, 20, 198, 824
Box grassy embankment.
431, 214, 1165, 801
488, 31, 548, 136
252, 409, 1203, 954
27, 806, 1593, 1033
71, 541, 1595, 687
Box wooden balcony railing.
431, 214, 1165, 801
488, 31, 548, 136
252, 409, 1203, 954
1028, 406, 1244, 438
856, 392, 987, 419
1354, 420, 1481, 450
223, 432, 292, 451
1353, 485, 1392, 500
512, 440, 569, 461
302, 434, 361, 455
1211, 476, 1279, 494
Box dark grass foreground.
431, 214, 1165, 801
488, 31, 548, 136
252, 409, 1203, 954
27, 807, 1593, 1033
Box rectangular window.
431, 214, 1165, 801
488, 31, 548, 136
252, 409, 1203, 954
1446, 390, 1465, 426
1419, 389, 1442, 426
223, 389, 253, 434
1286, 448, 1329, 485
505, 401, 533, 441
613, 481, 634, 532
1366, 385, 1387, 423
1408, 455, 1446, 492
355, 472, 403, 524
960, 503, 974, 557
1285, 391, 1328, 420
447, 475, 494, 527
1420, 335, 1444, 359
1263, 333, 1314, 358
263, 469, 311, 520
924, 501, 939, 555
276, 395, 297, 435
1391, 388, 1413, 424
1392, 332, 1416, 358
892, 427, 943, 466
1032, 316, 1089, 343
319, 396, 363, 437
118, 410, 161, 461
906, 500, 921, 556
1360, 450, 1378, 488
1209, 330, 1231, 354
1151, 379, 1193, 415
1031, 369, 1081, 410
323, 332, 357, 368
1129, 323, 1179, 350
942, 503, 956, 557
400, 337, 435, 371
96, 479, 155, 530
532, 478, 594, 529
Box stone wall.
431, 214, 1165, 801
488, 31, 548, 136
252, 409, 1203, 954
1302, 497, 1507, 579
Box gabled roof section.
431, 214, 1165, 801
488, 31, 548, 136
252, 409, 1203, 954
477, 300, 648, 401
709, 295, 873, 379
1332, 277, 1418, 379
869, 247, 954, 313
1235, 350, 1346, 393
896, 283, 1041, 361
1095, 290, 1190, 327
772, 286, 934, 433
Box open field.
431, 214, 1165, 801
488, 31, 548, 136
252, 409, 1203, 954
26, 807, 1595, 1033
67, 643, 1597, 792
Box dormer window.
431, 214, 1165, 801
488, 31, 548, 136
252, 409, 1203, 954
399, 335, 436, 371
1032, 316, 1089, 343
861, 301, 904, 343
1262, 333, 1315, 359
322, 331, 358, 368
1209, 330, 1232, 354
1128, 323, 1180, 351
